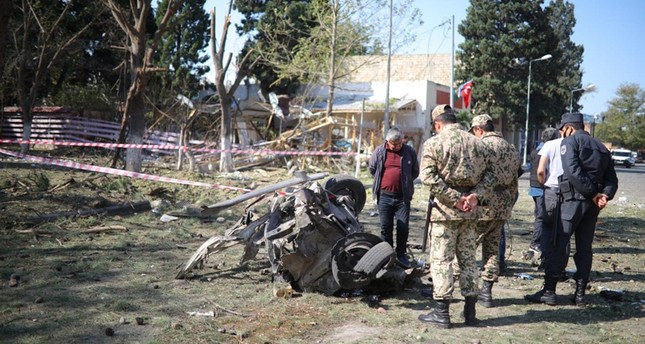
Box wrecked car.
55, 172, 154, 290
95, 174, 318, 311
176, 173, 409, 295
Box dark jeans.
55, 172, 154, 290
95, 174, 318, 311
377, 192, 410, 257
531, 195, 545, 249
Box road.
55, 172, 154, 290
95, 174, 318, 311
518, 162, 645, 205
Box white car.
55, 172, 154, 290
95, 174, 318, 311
611, 149, 636, 168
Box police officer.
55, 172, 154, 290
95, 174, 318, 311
525, 112, 618, 306
417, 106, 494, 328
469, 114, 520, 308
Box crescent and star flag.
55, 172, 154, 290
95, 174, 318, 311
457, 79, 474, 108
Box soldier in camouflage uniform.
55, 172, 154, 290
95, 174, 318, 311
469, 114, 519, 308
417, 105, 494, 328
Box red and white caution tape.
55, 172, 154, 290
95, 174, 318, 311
0, 139, 355, 156
0, 148, 252, 193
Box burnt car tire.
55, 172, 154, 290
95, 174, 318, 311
324, 175, 367, 215
353, 241, 395, 278
331, 233, 383, 289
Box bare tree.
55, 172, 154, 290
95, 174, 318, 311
211, 2, 259, 172
11, 0, 96, 153
103, 0, 182, 171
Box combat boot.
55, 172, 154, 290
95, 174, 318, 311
571, 279, 588, 307
478, 281, 494, 308
524, 276, 557, 306
463, 296, 478, 326
418, 300, 451, 329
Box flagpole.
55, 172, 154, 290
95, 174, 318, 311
450, 15, 454, 109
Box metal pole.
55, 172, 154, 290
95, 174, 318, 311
355, 100, 365, 178
569, 90, 574, 113
523, 61, 532, 166
450, 15, 454, 109
383, 0, 393, 135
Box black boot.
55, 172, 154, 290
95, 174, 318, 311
463, 296, 478, 326
478, 281, 494, 308
418, 300, 451, 329
524, 276, 557, 306
572, 279, 588, 307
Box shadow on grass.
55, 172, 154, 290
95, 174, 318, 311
479, 295, 645, 327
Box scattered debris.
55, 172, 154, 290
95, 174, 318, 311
82, 225, 128, 234
24, 200, 151, 225
177, 173, 412, 295
9, 273, 20, 287
514, 273, 534, 280
160, 214, 179, 222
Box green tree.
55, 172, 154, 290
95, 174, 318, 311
234, 0, 316, 97
595, 83, 645, 150
544, 0, 584, 117
456, 0, 581, 129
150, 0, 210, 104
281, 0, 420, 115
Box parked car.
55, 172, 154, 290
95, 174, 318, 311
611, 148, 636, 168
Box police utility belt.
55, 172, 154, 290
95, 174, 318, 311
558, 177, 602, 202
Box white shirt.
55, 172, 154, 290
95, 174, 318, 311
538, 138, 564, 188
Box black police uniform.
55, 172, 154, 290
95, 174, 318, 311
551, 114, 617, 296
526, 113, 618, 306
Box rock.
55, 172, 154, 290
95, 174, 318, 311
160, 214, 179, 222
119, 317, 127, 324
216, 217, 226, 223
9, 274, 19, 287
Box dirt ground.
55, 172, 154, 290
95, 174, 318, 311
0, 150, 643, 344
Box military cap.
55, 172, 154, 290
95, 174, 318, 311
470, 114, 493, 129
431, 104, 453, 121
558, 112, 584, 130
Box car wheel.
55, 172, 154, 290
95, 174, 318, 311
353, 241, 395, 278
324, 175, 367, 215
330, 233, 384, 289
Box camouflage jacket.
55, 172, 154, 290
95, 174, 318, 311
420, 123, 494, 221
478, 131, 520, 220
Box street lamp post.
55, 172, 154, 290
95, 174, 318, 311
569, 83, 596, 112
523, 54, 552, 167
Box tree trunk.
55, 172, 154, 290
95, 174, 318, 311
176, 126, 185, 170
325, 1, 338, 117
219, 99, 233, 172
0, 0, 11, 82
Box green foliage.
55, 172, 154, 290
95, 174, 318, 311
595, 83, 645, 150
456, 0, 582, 130
235, 0, 421, 99
234, 0, 319, 96
150, 0, 210, 105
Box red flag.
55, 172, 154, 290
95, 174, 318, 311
458, 80, 473, 108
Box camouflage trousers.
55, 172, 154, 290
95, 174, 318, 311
475, 219, 506, 282
429, 220, 478, 300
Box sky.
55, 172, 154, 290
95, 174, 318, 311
204, 0, 645, 117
